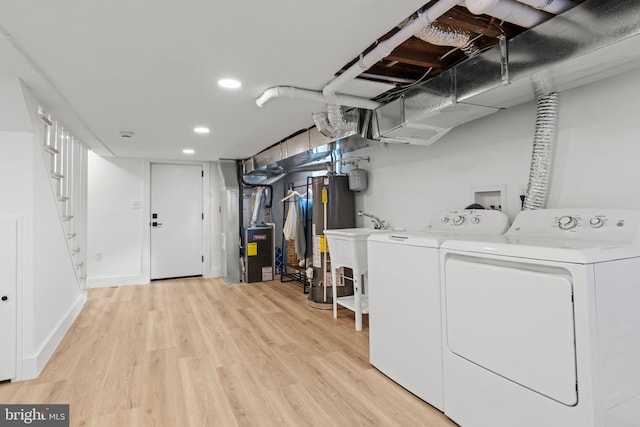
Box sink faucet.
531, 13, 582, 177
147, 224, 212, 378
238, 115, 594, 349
358, 210, 387, 230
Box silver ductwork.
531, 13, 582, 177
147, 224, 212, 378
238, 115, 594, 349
243, 111, 372, 177
523, 92, 558, 210
374, 0, 640, 146
248, 0, 640, 172
374, 68, 501, 145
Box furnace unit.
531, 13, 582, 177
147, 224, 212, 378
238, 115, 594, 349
244, 225, 274, 283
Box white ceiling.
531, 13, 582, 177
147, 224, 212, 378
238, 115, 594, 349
0, 1, 432, 161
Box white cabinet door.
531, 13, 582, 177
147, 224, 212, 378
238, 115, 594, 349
0, 218, 18, 381
150, 164, 203, 280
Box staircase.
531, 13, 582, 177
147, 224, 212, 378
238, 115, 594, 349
39, 107, 88, 291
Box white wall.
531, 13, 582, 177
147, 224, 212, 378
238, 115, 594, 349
355, 67, 640, 231
87, 154, 146, 286
209, 161, 223, 278
0, 77, 85, 380
87, 155, 224, 286
0, 130, 35, 379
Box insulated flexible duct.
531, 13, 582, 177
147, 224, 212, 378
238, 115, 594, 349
523, 92, 558, 210
327, 104, 345, 129
413, 23, 479, 56
249, 187, 265, 227
313, 104, 360, 139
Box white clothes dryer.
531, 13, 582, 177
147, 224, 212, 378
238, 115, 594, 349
367, 209, 509, 410
440, 208, 640, 427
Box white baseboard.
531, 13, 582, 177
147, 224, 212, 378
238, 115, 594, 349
20, 291, 87, 381
205, 268, 223, 278
87, 274, 149, 288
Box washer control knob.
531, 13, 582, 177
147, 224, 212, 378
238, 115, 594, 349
471, 216, 480, 224
453, 215, 465, 226
589, 217, 604, 228
558, 215, 578, 230
441, 217, 449, 224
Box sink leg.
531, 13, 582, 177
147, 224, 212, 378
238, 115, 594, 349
332, 266, 338, 319
354, 269, 362, 331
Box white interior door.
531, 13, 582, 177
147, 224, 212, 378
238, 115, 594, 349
151, 164, 203, 280
0, 218, 18, 381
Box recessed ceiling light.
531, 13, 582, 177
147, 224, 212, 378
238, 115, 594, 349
218, 78, 242, 89
193, 126, 210, 134
182, 149, 195, 155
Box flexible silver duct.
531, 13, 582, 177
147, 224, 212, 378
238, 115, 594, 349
523, 92, 559, 210
327, 104, 345, 129
313, 104, 359, 139
250, 186, 265, 226
413, 23, 479, 57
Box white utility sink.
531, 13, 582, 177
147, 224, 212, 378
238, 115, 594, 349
324, 228, 389, 331
324, 228, 388, 274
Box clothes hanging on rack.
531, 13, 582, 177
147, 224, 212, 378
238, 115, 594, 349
294, 198, 306, 259
283, 195, 298, 241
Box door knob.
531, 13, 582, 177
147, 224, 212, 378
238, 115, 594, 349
1, 296, 7, 301
151, 222, 163, 228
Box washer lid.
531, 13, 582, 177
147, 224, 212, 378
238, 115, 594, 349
368, 231, 448, 248
441, 234, 640, 263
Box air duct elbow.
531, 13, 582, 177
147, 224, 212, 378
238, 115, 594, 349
255, 87, 282, 107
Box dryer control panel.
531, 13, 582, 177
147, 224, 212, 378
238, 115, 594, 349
422, 209, 509, 234
506, 209, 640, 243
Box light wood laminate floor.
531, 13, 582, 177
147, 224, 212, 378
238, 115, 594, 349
0, 278, 456, 426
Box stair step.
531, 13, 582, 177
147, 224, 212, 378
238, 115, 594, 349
62, 215, 74, 221
50, 172, 64, 180
66, 233, 77, 239
57, 195, 69, 201
44, 145, 59, 154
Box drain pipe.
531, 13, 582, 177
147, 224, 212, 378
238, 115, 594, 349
255, 86, 381, 110
513, 0, 576, 14
322, 0, 463, 101
464, 0, 552, 28
523, 92, 559, 210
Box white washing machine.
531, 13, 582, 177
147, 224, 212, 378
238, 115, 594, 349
440, 208, 640, 427
367, 209, 509, 410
